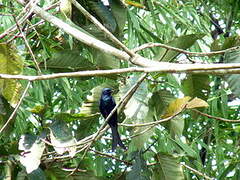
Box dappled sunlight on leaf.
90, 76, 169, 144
152, 153, 184, 180
0, 43, 23, 105
18, 134, 45, 173
49, 119, 77, 157
120, 75, 153, 151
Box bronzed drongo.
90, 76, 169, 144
99, 88, 126, 151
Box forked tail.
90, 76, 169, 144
110, 125, 126, 151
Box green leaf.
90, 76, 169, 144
182, 74, 210, 100
110, 0, 127, 34
88, 0, 117, 33
217, 163, 236, 180
211, 36, 240, 51
53, 112, 99, 139
27, 168, 46, 180
0, 95, 14, 135
18, 134, 45, 173
155, 34, 205, 62
43, 49, 96, 72
169, 117, 185, 138
126, 150, 151, 180
152, 153, 184, 180
149, 90, 175, 119
46, 167, 107, 180
224, 49, 240, 96
93, 49, 120, 71
170, 138, 198, 158
49, 119, 77, 157
120, 75, 153, 151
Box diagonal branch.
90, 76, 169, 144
70, 73, 148, 174
0, 81, 31, 134
71, 0, 135, 57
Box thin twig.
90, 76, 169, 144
0, 1, 59, 40
120, 108, 185, 127
0, 81, 31, 134
90, 149, 131, 165
181, 162, 214, 180
192, 109, 240, 123
133, 42, 239, 57
11, 5, 42, 74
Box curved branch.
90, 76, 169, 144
192, 109, 240, 123
133, 42, 239, 57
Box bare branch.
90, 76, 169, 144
133, 42, 239, 57
192, 109, 240, 123
2, 63, 240, 82
181, 163, 214, 180
11, 6, 42, 74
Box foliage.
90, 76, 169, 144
0, 0, 240, 179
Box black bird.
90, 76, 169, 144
99, 88, 126, 151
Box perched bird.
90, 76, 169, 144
99, 88, 126, 151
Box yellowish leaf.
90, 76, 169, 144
124, 0, 145, 8
186, 97, 209, 109
162, 96, 191, 118
0, 43, 23, 105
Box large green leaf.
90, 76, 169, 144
110, 0, 127, 34
182, 74, 210, 101
149, 90, 175, 119
224, 49, 240, 96
0, 43, 23, 105
42, 49, 96, 72
49, 119, 77, 157
211, 36, 240, 51
152, 153, 184, 180
149, 90, 184, 139
87, 0, 117, 33
0, 95, 14, 135
120, 75, 153, 151
155, 34, 205, 62
45, 167, 107, 180
126, 150, 151, 180
27, 168, 46, 180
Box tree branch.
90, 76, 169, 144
181, 163, 214, 180
70, 73, 148, 175
192, 109, 240, 123
0, 81, 31, 134
133, 42, 239, 57
25, 2, 240, 69
71, 0, 135, 57
2, 64, 240, 82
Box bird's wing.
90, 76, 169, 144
99, 99, 108, 118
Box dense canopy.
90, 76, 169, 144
0, 0, 240, 179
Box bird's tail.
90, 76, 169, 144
110, 125, 126, 151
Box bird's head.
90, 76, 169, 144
102, 88, 112, 96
